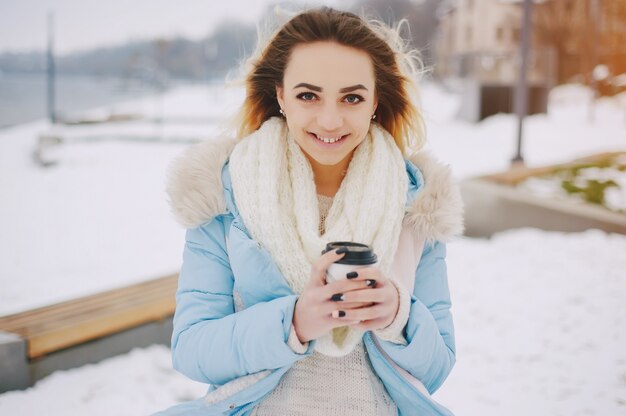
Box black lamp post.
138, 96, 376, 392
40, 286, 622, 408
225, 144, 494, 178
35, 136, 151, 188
512, 0, 533, 166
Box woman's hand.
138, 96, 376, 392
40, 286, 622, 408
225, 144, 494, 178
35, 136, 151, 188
331, 266, 400, 332
292, 248, 362, 343
292, 249, 400, 343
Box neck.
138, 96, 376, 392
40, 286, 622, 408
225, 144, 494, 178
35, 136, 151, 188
305, 152, 353, 197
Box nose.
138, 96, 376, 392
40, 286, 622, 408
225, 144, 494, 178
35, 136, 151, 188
317, 102, 343, 131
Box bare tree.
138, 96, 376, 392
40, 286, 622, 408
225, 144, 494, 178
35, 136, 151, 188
534, 0, 626, 85
533, 0, 584, 83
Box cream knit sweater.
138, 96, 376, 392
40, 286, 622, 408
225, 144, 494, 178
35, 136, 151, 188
250, 194, 398, 416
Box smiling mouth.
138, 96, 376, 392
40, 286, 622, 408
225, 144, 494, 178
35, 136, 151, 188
309, 132, 349, 144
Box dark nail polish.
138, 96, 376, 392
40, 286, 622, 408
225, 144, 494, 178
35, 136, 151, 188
336, 247, 348, 255
338, 310, 346, 318
330, 293, 344, 301
346, 271, 358, 279
366, 279, 377, 287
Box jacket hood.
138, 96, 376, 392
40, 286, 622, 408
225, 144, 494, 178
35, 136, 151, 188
166, 136, 464, 243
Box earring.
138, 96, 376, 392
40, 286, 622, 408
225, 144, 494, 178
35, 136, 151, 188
279, 108, 286, 117
371, 113, 376, 120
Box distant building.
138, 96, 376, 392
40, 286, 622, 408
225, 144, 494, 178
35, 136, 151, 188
436, 0, 626, 85
438, 0, 521, 55
435, 0, 549, 84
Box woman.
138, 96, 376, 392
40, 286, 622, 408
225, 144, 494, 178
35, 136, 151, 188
159, 7, 463, 416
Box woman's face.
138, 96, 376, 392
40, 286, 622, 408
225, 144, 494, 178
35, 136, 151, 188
276, 41, 378, 167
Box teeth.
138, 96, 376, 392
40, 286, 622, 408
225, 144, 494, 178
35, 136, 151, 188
315, 134, 343, 144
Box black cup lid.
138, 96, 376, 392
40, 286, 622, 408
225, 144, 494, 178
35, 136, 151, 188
321, 241, 378, 265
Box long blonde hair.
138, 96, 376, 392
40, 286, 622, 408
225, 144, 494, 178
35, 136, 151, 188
233, 7, 426, 155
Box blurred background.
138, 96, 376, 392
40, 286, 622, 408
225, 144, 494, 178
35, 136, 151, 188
0, 1, 625, 415
1, 0, 625, 128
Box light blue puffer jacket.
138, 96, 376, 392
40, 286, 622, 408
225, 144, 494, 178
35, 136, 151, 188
156, 138, 464, 416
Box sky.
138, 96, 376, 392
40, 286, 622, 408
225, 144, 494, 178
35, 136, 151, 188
0, 0, 343, 55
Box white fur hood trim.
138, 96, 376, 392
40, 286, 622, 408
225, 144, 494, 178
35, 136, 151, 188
166, 136, 237, 230
166, 139, 464, 243
404, 151, 465, 243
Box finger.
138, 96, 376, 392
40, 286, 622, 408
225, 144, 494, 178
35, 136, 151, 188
309, 248, 347, 287
323, 278, 379, 296
331, 304, 387, 321
334, 301, 375, 310
341, 288, 386, 304
316, 296, 371, 316
325, 289, 382, 307
323, 267, 390, 290
340, 266, 385, 281
318, 309, 360, 328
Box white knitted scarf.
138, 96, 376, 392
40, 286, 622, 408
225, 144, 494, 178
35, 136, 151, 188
228, 117, 408, 356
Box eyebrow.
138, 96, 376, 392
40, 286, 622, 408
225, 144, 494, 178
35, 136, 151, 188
293, 83, 368, 93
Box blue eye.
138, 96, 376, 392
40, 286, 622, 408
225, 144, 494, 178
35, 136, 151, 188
344, 94, 364, 104
297, 92, 317, 101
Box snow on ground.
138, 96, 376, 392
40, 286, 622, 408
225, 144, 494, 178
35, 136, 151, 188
0, 345, 207, 415
0, 124, 185, 314
1, 228, 625, 415
0, 81, 625, 414
437, 229, 626, 415
0, 85, 243, 315
421, 83, 626, 179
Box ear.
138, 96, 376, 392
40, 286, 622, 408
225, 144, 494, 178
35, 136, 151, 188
276, 84, 285, 110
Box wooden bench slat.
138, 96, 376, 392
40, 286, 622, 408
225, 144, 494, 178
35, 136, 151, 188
0, 275, 177, 325
0, 274, 179, 359
0, 279, 177, 333
27, 298, 175, 358
5, 285, 175, 336
0, 275, 178, 327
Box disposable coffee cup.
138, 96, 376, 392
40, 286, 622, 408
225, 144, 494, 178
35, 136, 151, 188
322, 241, 378, 283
